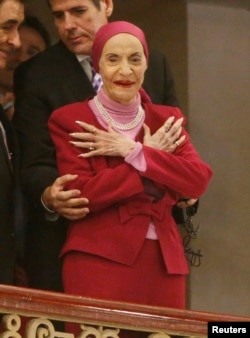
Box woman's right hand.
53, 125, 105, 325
143, 116, 185, 153
70, 121, 136, 158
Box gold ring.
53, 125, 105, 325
175, 140, 180, 147
89, 142, 95, 151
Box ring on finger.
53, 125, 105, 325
175, 140, 180, 147
91, 127, 97, 135
89, 142, 95, 151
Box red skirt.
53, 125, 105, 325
63, 239, 186, 337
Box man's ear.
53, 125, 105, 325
103, 0, 114, 18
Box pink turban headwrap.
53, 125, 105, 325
92, 21, 149, 72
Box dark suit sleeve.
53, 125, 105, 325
143, 49, 180, 107
12, 62, 58, 209
12, 41, 96, 210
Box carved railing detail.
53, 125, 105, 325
147, 333, 171, 338
24, 317, 73, 338
1, 316, 170, 338
78, 325, 120, 338
0, 315, 123, 338
1, 314, 22, 338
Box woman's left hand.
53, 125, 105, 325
70, 121, 136, 158
143, 116, 185, 153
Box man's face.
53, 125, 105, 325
0, 0, 24, 69
49, 0, 113, 55
0, 25, 47, 91
16, 25, 47, 63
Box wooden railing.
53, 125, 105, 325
0, 285, 249, 337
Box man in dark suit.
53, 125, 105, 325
0, 0, 24, 284
12, 0, 188, 291
0, 107, 16, 284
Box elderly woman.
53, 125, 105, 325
49, 21, 212, 337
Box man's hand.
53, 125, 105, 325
42, 174, 89, 220
176, 198, 198, 209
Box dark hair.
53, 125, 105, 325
46, 0, 101, 10
21, 15, 51, 48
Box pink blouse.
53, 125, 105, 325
88, 89, 158, 239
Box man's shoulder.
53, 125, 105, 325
50, 100, 92, 124
147, 48, 166, 65
15, 41, 76, 75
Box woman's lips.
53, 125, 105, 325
114, 81, 135, 87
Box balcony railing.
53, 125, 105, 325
0, 284, 249, 337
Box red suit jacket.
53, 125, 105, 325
49, 100, 212, 275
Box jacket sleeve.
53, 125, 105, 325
49, 106, 144, 213
137, 104, 213, 199
141, 127, 213, 199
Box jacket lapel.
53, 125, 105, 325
56, 41, 96, 101
0, 117, 13, 174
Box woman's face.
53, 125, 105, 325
99, 33, 147, 105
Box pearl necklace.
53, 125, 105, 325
93, 96, 144, 130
